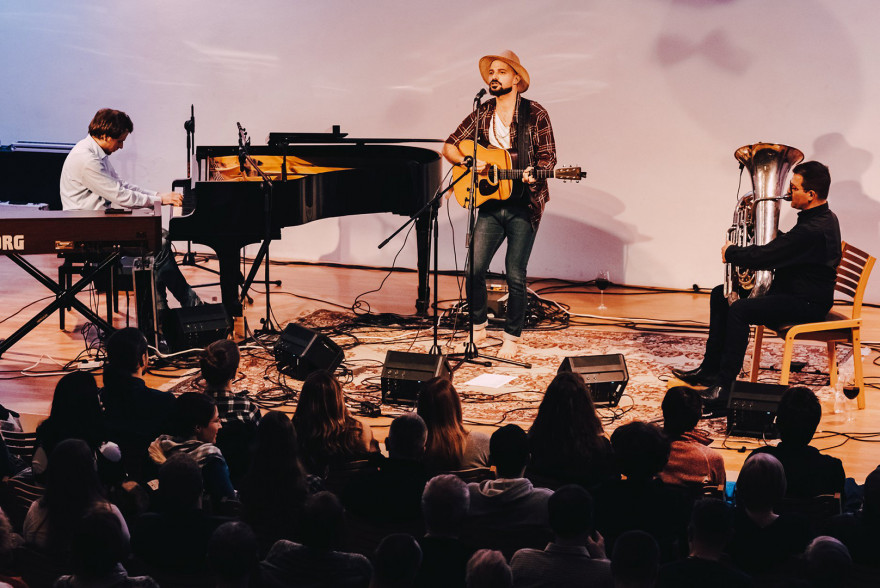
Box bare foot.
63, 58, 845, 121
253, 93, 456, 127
473, 328, 487, 344
497, 339, 518, 359
450, 328, 487, 354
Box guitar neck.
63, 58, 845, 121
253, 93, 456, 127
498, 168, 555, 180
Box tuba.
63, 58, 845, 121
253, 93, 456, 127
724, 143, 804, 304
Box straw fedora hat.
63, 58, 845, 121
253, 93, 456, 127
478, 50, 530, 93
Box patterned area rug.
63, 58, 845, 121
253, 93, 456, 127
167, 310, 839, 439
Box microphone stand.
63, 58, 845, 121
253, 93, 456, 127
235, 123, 280, 336
448, 91, 531, 369
379, 164, 474, 356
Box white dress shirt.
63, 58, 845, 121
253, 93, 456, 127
60, 135, 159, 210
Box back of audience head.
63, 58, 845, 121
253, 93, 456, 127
200, 339, 241, 391
417, 376, 467, 469
104, 326, 148, 377
862, 465, 880, 519
775, 385, 821, 447
169, 392, 220, 442
611, 530, 660, 588
158, 453, 203, 512
489, 424, 530, 479
422, 474, 469, 537
387, 413, 427, 461
804, 536, 852, 588
208, 521, 259, 587
661, 386, 702, 439
737, 453, 786, 512
610, 421, 670, 481
529, 371, 605, 458
465, 549, 512, 588
251, 410, 302, 469
68, 508, 130, 580
45, 439, 105, 545
688, 498, 734, 557
293, 370, 361, 452
299, 491, 346, 550
548, 484, 596, 542
372, 533, 422, 588
40, 370, 103, 448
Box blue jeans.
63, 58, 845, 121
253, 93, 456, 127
466, 206, 536, 338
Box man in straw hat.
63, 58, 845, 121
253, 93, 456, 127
443, 50, 556, 359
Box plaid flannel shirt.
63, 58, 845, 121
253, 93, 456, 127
445, 94, 556, 229
206, 388, 262, 425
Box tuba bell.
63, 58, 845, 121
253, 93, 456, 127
724, 143, 804, 304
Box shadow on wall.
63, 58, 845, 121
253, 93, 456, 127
811, 133, 880, 303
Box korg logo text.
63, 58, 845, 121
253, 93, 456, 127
0, 235, 24, 251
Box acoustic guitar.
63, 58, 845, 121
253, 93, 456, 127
452, 140, 586, 208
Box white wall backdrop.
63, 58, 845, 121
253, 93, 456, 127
2, 0, 878, 302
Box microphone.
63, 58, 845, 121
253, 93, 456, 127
184, 104, 195, 133
474, 88, 487, 101
237, 122, 247, 174
462, 156, 474, 168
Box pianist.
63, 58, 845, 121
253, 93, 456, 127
60, 108, 201, 310
443, 51, 556, 359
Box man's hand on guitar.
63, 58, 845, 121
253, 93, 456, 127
522, 166, 536, 185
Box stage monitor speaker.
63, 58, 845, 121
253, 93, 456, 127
726, 380, 788, 439
558, 354, 628, 407
274, 323, 344, 380
162, 303, 231, 352
381, 351, 452, 405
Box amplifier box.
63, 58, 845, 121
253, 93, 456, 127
163, 303, 231, 352
558, 354, 629, 407
274, 323, 344, 380
726, 380, 788, 439
381, 350, 452, 405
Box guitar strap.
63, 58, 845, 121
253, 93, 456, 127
513, 97, 532, 203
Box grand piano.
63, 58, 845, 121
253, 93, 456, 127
168, 130, 444, 317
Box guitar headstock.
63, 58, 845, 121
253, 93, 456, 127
555, 167, 586, 181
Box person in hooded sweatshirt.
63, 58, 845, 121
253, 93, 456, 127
462, 424, 553, 558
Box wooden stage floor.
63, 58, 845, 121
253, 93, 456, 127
1, 253, 879, 482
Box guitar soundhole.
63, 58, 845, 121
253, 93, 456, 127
478, 179, 499, 197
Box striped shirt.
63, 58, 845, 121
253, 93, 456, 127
446, 93, 556, 228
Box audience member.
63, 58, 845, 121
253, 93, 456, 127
801, 535, 852, 588
659, 386, 726, 488
23, 439, 128, 553
826, 464, 880, 568
417, 377, 490, 473
54, 508, 159, 588
344, 413, 430, 524
593, 422, 688, 562
239, 411, 311, 554
149, 392, 235, 506
749, 386, 845, 499
100, 327, 175, 482
510, 484, 612, 588
33, 371, 123, 485
261, 491, 373, 588
527, 372, 617, 490
610, 531, 660, 588
727, 453, 812, 577
130, 453, 231, 576
371, 533, 422, 588
207, 521, 261, 588
0, 508, 26, 588
416, 474, 474, 588
657, 498, 753, 588
293, 370, 379, 475
463, 424, 553, 558
465, 550, 512, 588
200, 339, 261, 485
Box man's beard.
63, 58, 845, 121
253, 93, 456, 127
488, 84, 513, 97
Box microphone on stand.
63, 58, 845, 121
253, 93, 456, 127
237, 122, 248, 174
474, 88, 487, 101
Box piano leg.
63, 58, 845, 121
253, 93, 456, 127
215, 244, 244, 318
415, 209, 432, 316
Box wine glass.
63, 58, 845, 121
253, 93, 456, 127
596, 270, 611, 311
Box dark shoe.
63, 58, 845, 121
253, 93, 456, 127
671, 365, 718, 387
700, 383, 726, 403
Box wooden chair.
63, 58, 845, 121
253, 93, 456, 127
0, 430, 38, 465
749, 242, 875, 409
